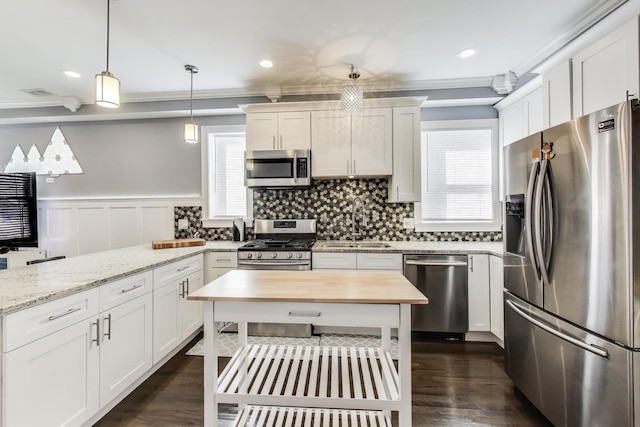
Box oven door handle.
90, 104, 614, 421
238, 260, 310, 266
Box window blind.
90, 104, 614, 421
209, 134, 246, 218
420, 129, 493, 222
0, 173, 35, 240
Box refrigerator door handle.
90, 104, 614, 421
506, 299, 609, 358
534, 159, 551, 286
525, 160, 541, 278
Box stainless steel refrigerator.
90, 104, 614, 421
503, 100, 640, 427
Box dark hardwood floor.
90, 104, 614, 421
95, 334, 552, 426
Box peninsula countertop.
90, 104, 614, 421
188, 269, 429, 304
0, 241, 242, 316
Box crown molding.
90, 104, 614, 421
422, 97, 504, 108
493, 75, 543, 111
513, 0, 634, 77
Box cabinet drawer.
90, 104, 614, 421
3, 287, 100, 352
100, 270, 152, 312
153, 254, 203, 289
312, 252, 357, 269
214, 301, 400, 328
206, 251, 237, 268
357, 252, 402, 271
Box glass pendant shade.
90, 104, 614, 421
184, 121, 199, 144
95, 71, 120, 108
342, 83, 363, 112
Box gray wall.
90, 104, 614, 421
0, 115, 244, 198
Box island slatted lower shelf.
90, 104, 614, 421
232, 406, 391, 427
218, 344, 399, 410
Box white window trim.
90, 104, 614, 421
414, 118, 501, 232
200, 125, 253, 228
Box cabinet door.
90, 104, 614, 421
489, 255, 504, 342
153, 281, 181, 364
500, 102, 524, 146
351, 108, 393, 176
3, 319, 99, 427
278, 112, 311, 150
524, 88, 543, 136
311, 110, 351, 177
543, 60, 572, 128
356, 252, 402, 271
573, 16, 639, 117
388, 107, 421, 202
246, 113, 278, 150
468, 254, 491, 332
99, 292, 153, 406
182, 269, 204, 338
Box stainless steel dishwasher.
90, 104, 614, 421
403, 254, 469, 333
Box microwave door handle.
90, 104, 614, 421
525, 160, 541, 279
534, 159, 551, 286
293, 154, 297, 183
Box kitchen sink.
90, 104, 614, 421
320, 241, 391, 248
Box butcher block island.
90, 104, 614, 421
188, 269, 428, 427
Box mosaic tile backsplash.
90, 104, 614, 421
174, 179, 502, 242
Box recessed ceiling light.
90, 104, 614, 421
259, 59, 273, 68
457, 48, 477, 58
62, 70, 82, 79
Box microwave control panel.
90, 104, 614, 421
297, 158, 308, 178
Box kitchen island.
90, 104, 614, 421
188, 269, 428, 427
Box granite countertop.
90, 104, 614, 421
312, 240, 503, 257
0, 239, 502, 316
0, 241, 242, 316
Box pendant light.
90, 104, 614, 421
184, 64, 199, 144
341, 64, 363, 112
95, 0, 120, 108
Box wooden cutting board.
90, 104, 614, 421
152, 238, 206, 249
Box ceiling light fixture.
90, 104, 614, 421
457, 48, 478, 58
63, 70, 81, 79
95, 0, 120, 108
342, 64, 363, 112
259, 59, 273, 68
184, 64, 199, 144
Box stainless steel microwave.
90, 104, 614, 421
244, 149, 312, 188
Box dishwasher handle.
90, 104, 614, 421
405, 260, 468, 267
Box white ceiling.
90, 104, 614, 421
0, 0, 629, 109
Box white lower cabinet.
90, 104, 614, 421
205, 251, 237, 284
467, 254, 491, 332
99, 291, 153, 406
489, 255, 504, 343
3, 313, 100, 427
153, 255, 204, 364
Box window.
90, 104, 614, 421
414, 119, 500, 231
201, 125, 251, 227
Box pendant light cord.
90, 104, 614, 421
190, 69, 194, 122
105, 0, 110, 71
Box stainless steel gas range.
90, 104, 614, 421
237, 219, 316, 271
232, 219, 316, 337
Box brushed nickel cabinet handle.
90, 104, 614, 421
469, 256, 474, 272
91, 318, 100, 347
120, 283, 143, 293
103, 313, 112, 341
48, 307, 82, 321
288, 311, 321, 317
176, 265, 190, 272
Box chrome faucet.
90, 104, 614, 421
351, 196, 367, 241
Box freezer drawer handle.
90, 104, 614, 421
288, 311, 322, 317
405, 260, 468, 267
506, 299, 609, 359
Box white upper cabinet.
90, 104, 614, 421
499, 87, 542, 146
246, 112, 311, 151
312, 108, 392, 178
351, 108, 393, 176
542, 60, 573, 128
388, 106, 421, 202
572, 16, 639, 118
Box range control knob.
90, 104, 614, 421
287, 252, 293, 259
271, 252, 277, 259
256, 252, 262, 259
246, 253, 253, 259
296, 253, 303, 259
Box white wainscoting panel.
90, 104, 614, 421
38, 198, 201, 258
78, 207, 110, 256
109, 207, 138, 250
